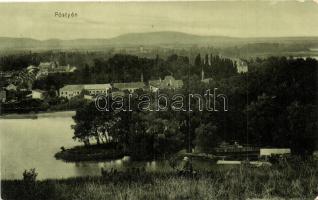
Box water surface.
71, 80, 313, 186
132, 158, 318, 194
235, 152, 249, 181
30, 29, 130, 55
1, 111, 217, 180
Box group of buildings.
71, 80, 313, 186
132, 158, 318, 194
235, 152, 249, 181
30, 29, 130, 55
31, 61, 77, 79
1, 58, 248, 103
59, 75, 184, 99
0, 82, 47, 103
58, 58, 248, 100
0, 61, 77, 103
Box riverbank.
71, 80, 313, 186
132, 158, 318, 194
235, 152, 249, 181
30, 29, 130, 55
0, 110, 75, 119
55, 143, 124, 162
2, 162, 317, 200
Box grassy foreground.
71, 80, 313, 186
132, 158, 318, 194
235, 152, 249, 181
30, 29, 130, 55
2, 160, 318, 200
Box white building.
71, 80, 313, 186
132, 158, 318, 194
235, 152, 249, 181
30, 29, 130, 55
59, 84, 112, 99
235, 59, 248, 73
59, 85, 83, 99
32, 89, 46, 100
260, 148, 291, 157
84, 84, 112, 95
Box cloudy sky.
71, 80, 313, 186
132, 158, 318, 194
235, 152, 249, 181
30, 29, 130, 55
0, 1, 318, 40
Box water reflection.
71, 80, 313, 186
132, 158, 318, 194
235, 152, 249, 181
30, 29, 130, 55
0, 113, 174, 180
1, 112, 213, 180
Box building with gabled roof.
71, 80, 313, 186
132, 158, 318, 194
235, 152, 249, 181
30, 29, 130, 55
113, 82, 145, 93
149, 76, 183, 92
59, 85, 83, 99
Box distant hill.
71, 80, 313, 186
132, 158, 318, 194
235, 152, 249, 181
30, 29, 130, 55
0, 31, 318, 51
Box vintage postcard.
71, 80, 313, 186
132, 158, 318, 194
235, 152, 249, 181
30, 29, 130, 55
0, 1, 317, 199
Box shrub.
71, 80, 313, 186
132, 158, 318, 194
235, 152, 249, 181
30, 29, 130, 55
23, 168, 37, 183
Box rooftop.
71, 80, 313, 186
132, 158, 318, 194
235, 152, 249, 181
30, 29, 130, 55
84, 84, 112, 90
113, 82, 145, 89
60, 85, 84, 91
149, 76, 183, 89
60, 84, 112, 91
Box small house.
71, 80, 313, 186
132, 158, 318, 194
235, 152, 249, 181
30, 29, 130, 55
32, 89, 46, 100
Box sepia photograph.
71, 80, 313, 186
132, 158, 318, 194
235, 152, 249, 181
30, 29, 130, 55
0, 1, 317, 199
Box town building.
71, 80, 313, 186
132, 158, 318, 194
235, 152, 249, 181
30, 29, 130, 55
235, 59, 248, 73
59, 84, 112, 99
48, 64, 77, 74
149, 76, 183, 92
37, 62, 57, 77
83, 84, 112, 95
59, 85, 82, 99
36, 62, 77, 79
31, 89, 46, 100
113, 82, 145, 93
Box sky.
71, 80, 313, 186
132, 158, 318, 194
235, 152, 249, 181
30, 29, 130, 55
0, 0, 318, 40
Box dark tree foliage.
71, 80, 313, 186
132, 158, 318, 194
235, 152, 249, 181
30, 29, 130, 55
69, 56, 317, 157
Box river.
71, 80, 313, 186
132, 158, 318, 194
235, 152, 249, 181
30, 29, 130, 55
1, 111, 215, 180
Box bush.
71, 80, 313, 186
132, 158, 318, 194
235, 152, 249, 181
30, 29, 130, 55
23, 168, 37, 183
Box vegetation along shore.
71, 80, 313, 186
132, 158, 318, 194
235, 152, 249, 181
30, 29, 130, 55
1, 159, 317, 200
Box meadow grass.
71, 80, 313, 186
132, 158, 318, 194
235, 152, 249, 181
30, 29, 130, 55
1, 160, 318, 200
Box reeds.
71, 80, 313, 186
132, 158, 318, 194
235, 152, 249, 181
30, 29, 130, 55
1, 160, 317, 200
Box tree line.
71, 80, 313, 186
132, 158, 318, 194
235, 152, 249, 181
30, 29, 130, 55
72, 56, 317, 158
